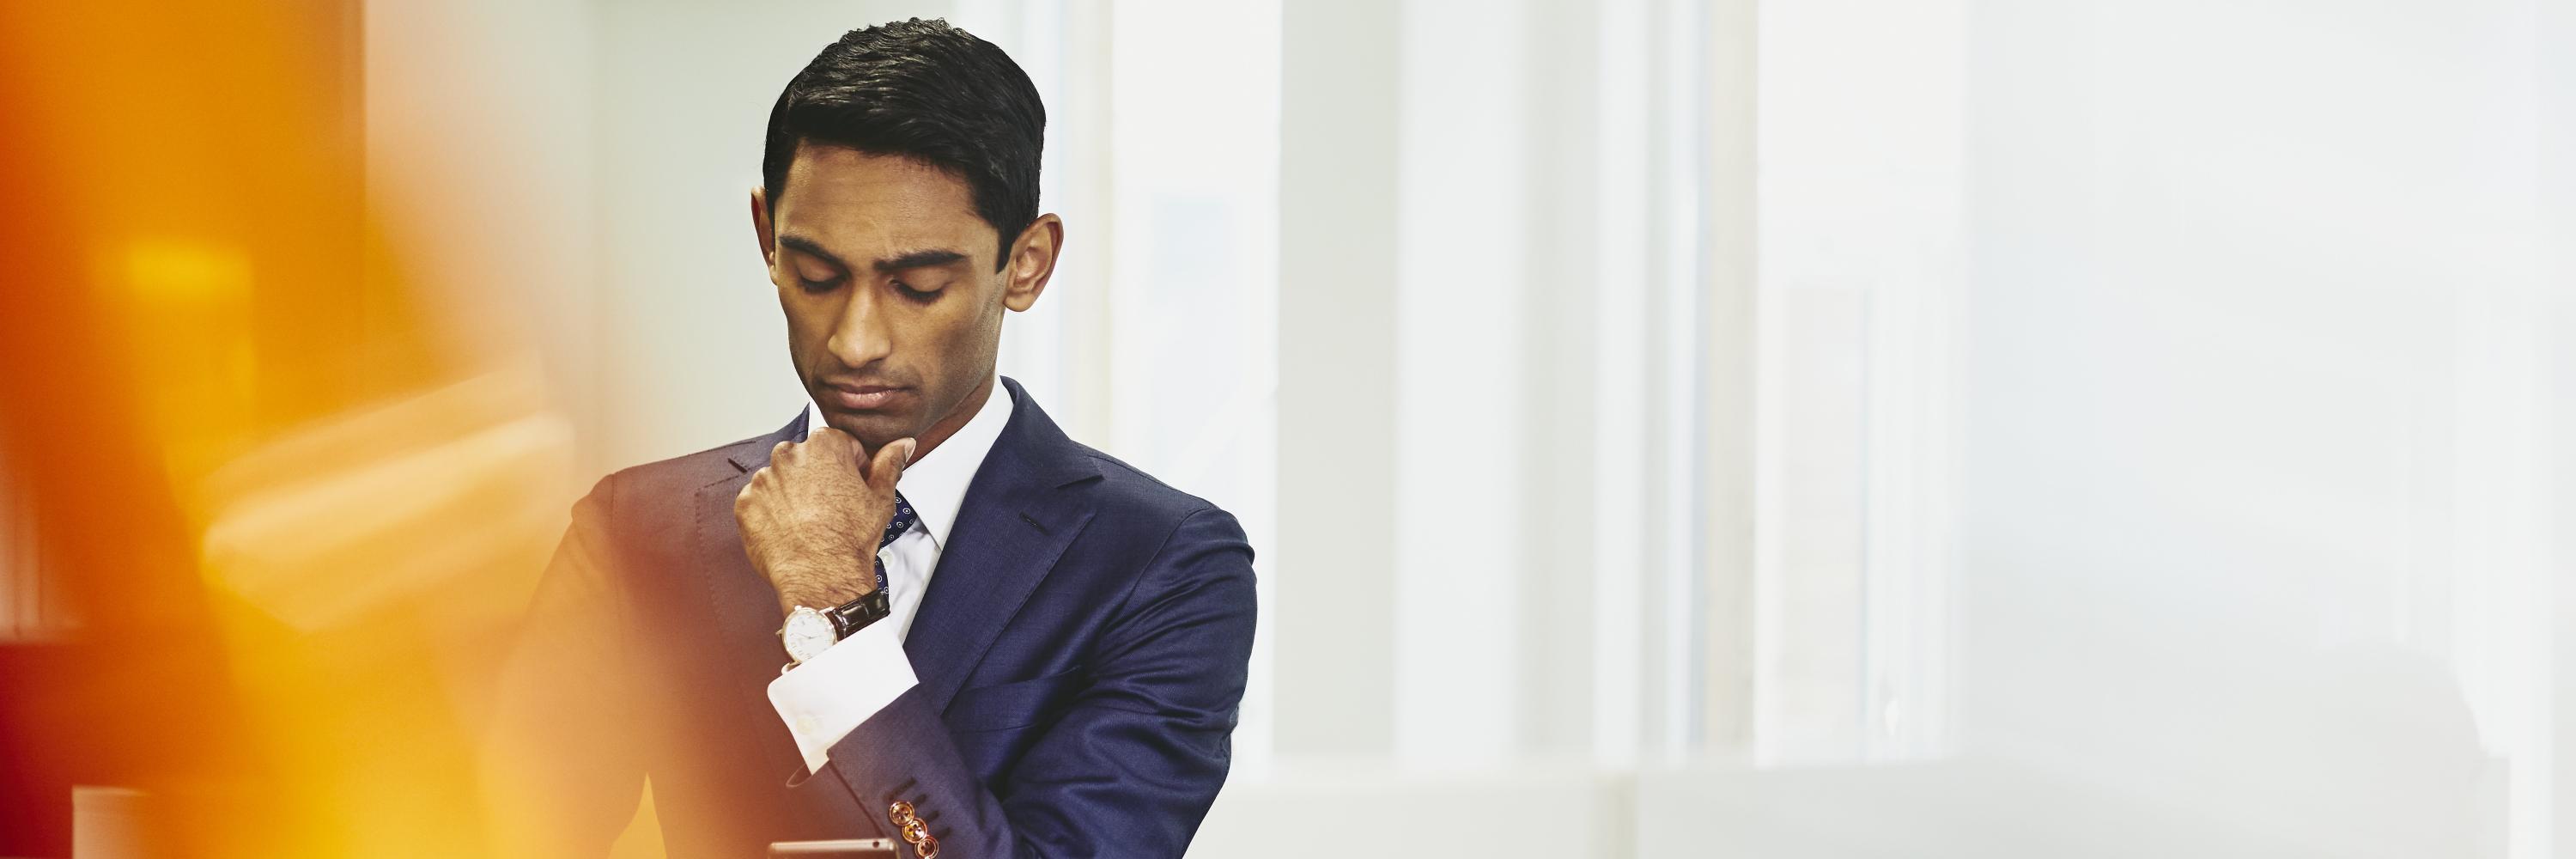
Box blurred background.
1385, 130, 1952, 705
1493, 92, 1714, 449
3, 0, 2572, 856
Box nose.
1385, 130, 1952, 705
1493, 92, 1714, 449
822, 284, 894, 369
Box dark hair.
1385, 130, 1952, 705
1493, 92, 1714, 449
761, 18, 1046, 270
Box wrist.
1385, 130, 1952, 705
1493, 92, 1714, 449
775, 567, 871, 616
776, 583, 893, 668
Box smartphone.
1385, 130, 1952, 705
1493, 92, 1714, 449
766, 838, 897, 857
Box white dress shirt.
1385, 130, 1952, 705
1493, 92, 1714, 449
766, 379, 1015, 774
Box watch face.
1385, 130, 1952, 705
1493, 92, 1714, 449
782, 609, 837, 662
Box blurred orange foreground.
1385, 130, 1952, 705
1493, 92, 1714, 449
1, 3, 574, 856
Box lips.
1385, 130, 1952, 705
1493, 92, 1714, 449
824, 381, 911, 411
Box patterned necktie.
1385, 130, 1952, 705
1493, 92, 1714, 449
874, 492, 918, 593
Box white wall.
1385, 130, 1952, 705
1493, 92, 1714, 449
587, 0, 953, 472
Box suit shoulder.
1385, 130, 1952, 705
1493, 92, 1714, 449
589, 432, 772, 507
1070, 442, 1231, 526
1057, 442, 1255, 610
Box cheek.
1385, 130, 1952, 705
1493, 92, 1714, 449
910, 306, 973, 355
908, 298, 1000, 376
956, 289, 1011, 344
776, 292, 839, 360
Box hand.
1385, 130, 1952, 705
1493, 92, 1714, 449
734, 428, 916, 618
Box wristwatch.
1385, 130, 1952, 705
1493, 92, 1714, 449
778, 588, 894, 667
826, 588, 892, 638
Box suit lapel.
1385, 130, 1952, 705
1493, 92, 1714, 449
903, 377, 1101, 713
702, 411, 810, 678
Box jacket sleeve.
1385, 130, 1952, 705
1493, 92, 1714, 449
824, 506, 1258, 859
479, 475, 649, 858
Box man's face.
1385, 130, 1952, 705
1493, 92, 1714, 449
761, 145, 1009, 451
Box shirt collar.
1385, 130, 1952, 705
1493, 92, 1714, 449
805, 377, 1014, 548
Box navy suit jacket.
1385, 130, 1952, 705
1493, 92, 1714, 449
487, 377, 1255, 858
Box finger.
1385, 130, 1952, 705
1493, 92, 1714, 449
865, 437, 917, 496
853, 436, 910, 475
806, 427, 858, 459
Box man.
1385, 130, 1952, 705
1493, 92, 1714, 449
483, 19, 1256, 859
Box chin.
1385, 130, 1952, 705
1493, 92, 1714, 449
823, 410, 916, 447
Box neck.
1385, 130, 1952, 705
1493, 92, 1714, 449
896, 374, 996, 465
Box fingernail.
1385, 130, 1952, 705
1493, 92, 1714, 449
900, 438, 918, 465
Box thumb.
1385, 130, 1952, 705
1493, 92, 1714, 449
866, 437, 917, 494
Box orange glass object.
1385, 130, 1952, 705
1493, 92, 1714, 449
1, 2, 567, 856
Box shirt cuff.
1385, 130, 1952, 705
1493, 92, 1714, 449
766, 615, 919, 774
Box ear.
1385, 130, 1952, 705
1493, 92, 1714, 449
750, 186, 778, 268
999, 213, 1064, 313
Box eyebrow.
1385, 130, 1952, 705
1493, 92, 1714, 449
872, 248, 969, 273
775, 235, 969, 275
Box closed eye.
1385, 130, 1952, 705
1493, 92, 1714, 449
892, 279, 940, 302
